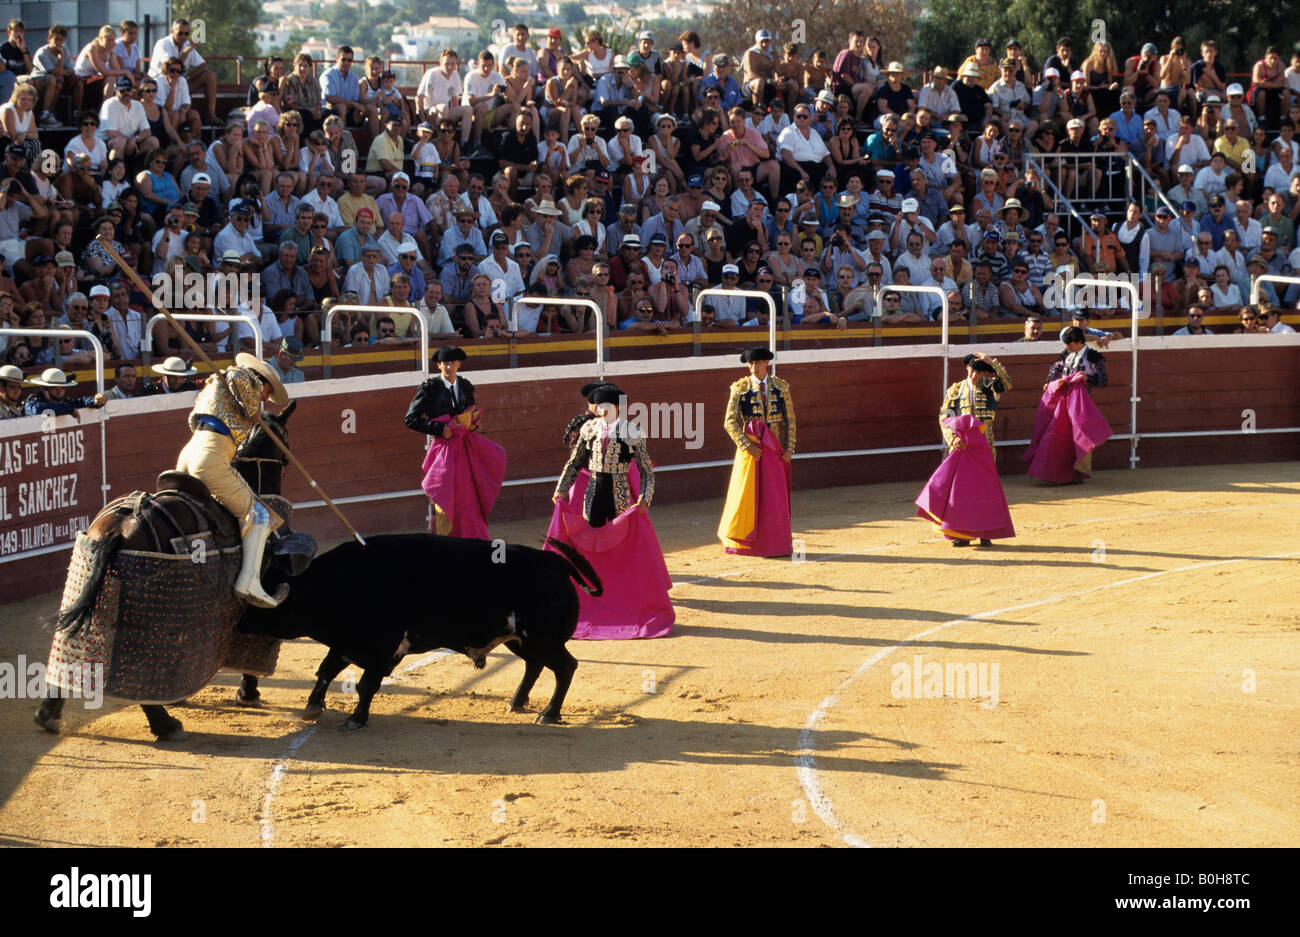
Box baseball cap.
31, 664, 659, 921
701, 200, 721, 212
1177, 163, 1194, 174
5, 143, 25, 159
89, 284, 111, 298
901, 197, 919, 213
1070, 70, 1086, 82
721, 263, 739, 275
975, 37, 991, 47
115, 76, 133, 90
803, 267, 821, 277
755, 29, 772, 41
193, 172, 212, 185
876, 169, 895, 180
55, 251, 75, 267
1043, 67, 1061, 79
1067, 118, 1085, 129
1090, 210, 1107, 220
687, 174, 704, 187
1180, 201, 1197, 212
282, 336, 305, 360
1155, 205, 1173, 218
392, 171, 410, 184
1227, 83, 1244, 97
397, 242, 418, 255
547, 28, 562, 38
354, 207, 374, 220
635, 29, 654, 41
648, 233, 668, 245
1209, 194, 1226, 207
361, 244, 381, 254
1142, 42, 1158, 55
490, 231, 509, 245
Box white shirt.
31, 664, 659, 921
107, 307, 144, 360
777, 125, 829, 163
155, 72, 192, 111
1166, 132, 1209, 167
300, 190, 344, 228
64, 134, 108, 171
343, 263, 391, 305
418, 67, 462, 109
464, 70, 506, 102
98, 97, 148, 138
1233, 217, 1262, 253
917, 83, 958, 117
377, 230, 419, 266
1143, 105, 1181, 138
607, 133, 643, 164
150, 228, 187, 275
235, 304, 283, 345
477, 255, 525, 300
148, 36, 204, 76
1192, 164, 1228, 199
1264, 161, 1299, 194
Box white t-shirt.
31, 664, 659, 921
464, 70, 506, 103
148, 36, 204, 77
151, 228, 187, 275
418, 68, 462, 109
155, 73, 192, 111
235, 305, 284, 346
64, 134, 108, 171
777, 125, 829, 163
98, 97, 149, 138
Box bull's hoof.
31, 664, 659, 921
340, 717, 367, 731
535, 712, 564, 726
472, 657, 487, 670
508, 702, 529, 714
154, 724, 188, 743
34, 710, 60, 734
301, 703, 324, 721
234, 688, 262, 707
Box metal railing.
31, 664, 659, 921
322, 305, 429, 378
1129, 156, 1194, 237
506, 297, 605, 376
1023, 152, 1102, 267
0, 328, 106, 393
874, 284, 952, 396
142, 313, 261, 364
1063, 276, 1142, 470
693, 288, 779, 359
1250, 274, 1300, 307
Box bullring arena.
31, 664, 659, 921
1, 331, 1297, 848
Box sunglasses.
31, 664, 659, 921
1188, 313, 1203, 318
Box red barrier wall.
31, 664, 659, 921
3, 339, 1297, 604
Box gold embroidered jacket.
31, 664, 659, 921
939, 356, 1011, 449
554, 417, 655, 516
187, 367, 264, 448
0, 398, 24, 420
724, 375, 795, 453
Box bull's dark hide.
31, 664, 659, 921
239, 533, 598, 726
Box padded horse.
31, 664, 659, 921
35, 402, 308, 741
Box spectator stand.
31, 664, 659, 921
320, 304, 428, 379
141, 312, 261, 365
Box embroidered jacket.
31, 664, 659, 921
724, 374, 795, 453
187, 367, 264, 447
940, 356, 1011, 449
554, 417, 655, 518
1046, 346, 1107, 387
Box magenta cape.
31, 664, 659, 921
546, 464, 675, 640
1024, 373, 1113, 483
420, 416, 507, 539
915, 414, 1016, 541
719, 419, 793, 557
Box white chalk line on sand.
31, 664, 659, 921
795, 547, 1300, 848
259, 649, 456, 847
257, 502, 1281, 846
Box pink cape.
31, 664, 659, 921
546, 464, 675, 640
723, 420, 793, 557
915, 414, 1016, 541
420, 417, 507, 539
1024, 373, 1114, 483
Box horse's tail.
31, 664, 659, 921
544, 536, 603, 598
55, 533, 124, 635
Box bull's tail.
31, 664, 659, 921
53, 533, 124, 636
544, 537, 603, 598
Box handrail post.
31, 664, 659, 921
1251, 274, 1300, 307
0, 328, 105, 393
692, 288, 780, 358
317, 304, 427, 376
142, 313, 262, 363
1066, 276, 1143, 470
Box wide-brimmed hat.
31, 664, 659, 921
28, 368, 77, 388
432, 345, 468, 363
532, 199, 562, 217
931, 66, 950, 81
0, 364, 24, 384
235, 352, 289, 408
152, 356, 199, 377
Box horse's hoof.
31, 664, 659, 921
508, 702, 529, 714
534, 712, 563, 726
340, 718, 367, 731
301, 703, 324, 721
33, 710, 60, 734
235, 689, 262, 708
155, 725, 188, 742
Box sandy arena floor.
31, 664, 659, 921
1, 462, 1296, 848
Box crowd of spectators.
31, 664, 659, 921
2, 19, 1299, 414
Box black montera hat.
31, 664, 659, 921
432, 345, 467, 362
963, 353, 995, 373
590, 384, 623, 405
740, 347, 775, 363
580, 380, 609, 399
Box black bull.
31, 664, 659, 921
239, 534, 603, 727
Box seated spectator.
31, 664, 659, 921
342, 244, 390, 306
463, 272, 509, 339
23, 367, 106, 415
1172, 304, 1212, 335
963, 261, 1002, 320
876, 286, 923, 324
335, 207, 379, 267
